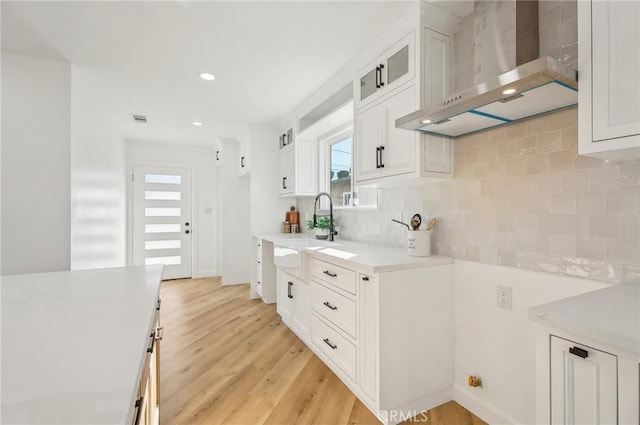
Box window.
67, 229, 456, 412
329, 136, 352, 207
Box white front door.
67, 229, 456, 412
132, 165, 192, 280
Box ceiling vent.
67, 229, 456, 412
132, 114, 148, 124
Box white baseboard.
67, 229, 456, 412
191, 271, 218, 278
380, 387, 453, 425
453, 384, 519, 425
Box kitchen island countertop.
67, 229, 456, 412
1, 265, 163, 424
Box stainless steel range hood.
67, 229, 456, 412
396, 0, 578, 138
395, 57, 577, 137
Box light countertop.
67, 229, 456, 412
1, 265, 163, 424
255, 233, 453, 273
529, 280, 640, 355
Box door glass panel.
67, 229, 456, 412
360, 67, 378, 101
145, 224, 181, 233
144, 174, 181, 184
145, 256, 181, 265
145, 207, 181, 217
145, 240, 181, 250
387, 45, 409, 85
145, 190, 181, 200
330, 138, 352, 207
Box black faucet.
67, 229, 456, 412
313, 192, 338, 241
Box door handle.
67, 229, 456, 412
282, 177, 287, 190
379, 145, 385, 168
362, 276, 370, 281
216, 150, 219, 161
185, 222, 190, 226
287, 281, 293, 299
241, 156, 245, 168
375, 65, 381, 89
379, 64, 385, 87
185, 229, 190, 234
323, 270, 337, 278
376, 146, 381, 169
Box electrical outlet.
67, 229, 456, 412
496, 285, 512, 310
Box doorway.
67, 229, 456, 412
132, 165, 192, 279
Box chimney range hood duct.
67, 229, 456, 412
396, 0, 578, 138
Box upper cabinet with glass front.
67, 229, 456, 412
355, 32, 415, 110
578, 0, 640, 159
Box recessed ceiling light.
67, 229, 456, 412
421, 119, 432, 124
199, 72, 216, 81
192, 121, 203, 126
502, 88, 517, 95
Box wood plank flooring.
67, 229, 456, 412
160, 277, 487, 425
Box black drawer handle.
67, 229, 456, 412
323, 338, 337, 350
156, 298, 162, 311
569, 346, 588, 358
323, 270, 337, 278
287, 281, 293, 299
362, 276, 369, 281
323, 301, 338, 311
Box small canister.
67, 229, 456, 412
407, 230, 431, 257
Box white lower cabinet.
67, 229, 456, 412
550, 336, 617, 424
279, 256, 454, 424
277, 269, 310, 342
536, 328, 640, 425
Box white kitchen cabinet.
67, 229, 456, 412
578, 0, 640, 159
355, 32, 415, 110
277, 268, 310, 342
353, 25, 452, 185
550, 336, 617, 424
277, 139, 317, 197
534, 327, 640, 425
254, 238, 276, 304
238, 138, 250, 176
304, 256, 454, 423
355, 85, 451, 184
133, 298, 161, 425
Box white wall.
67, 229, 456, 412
219, 139, 250, 286
70, 65, 126, 270
1, 52, 71, 275
126, 140, 218, 277
453, 260, 608, 424
248, 126, 292, 297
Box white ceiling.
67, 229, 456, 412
1, 1, 470, 147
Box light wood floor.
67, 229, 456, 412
160, 277, 487, 425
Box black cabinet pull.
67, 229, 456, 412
323, 301, 338, 311
362, 276, 370, 281
147, 331, 156, 353
241, 156, 245, 168
216, 150, 220, 161
376, 146, 381, 169
323, 270, 337, 278
379, 146, 385, 168
282, 177, 287, 190
569, 346, 588, 359
287, 281, 293, 299
133, 397, 144, 425
375, 65, 381, 89
379, 64, 385, 87
323, 338, 337, 350
156, 298, 162, 311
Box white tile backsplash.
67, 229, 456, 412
297, 108, 640, 284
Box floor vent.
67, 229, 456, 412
132, 114, 148, 123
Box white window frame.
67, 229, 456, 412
318, 123, 354, 210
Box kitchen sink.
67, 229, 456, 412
273, 238, 338, 272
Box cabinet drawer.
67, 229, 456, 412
311, 314, 356, 382
310, 258, 356, 295
311, 281, 356, 338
